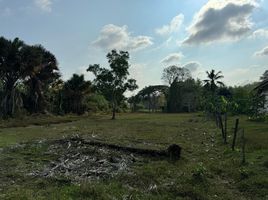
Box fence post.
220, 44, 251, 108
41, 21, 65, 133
232, 118, 239, 151
241, 128, 246, 164
224, 112, 227, 144
219, 114, 224, 140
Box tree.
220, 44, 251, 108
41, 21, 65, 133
46, 79, 64, 114
203, 69, 224, 93
22, 45, 60, 114
85, 93, 109, 112
260, 70, 268, 81
162, 65, 191, 85
62, 74, 91, 115
167, 78, 202, 113
135, 85, 168, 112
0, 37, 25, 118
0, 37, 60, 118
87, 50, 138, 119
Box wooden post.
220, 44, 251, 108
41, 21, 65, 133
215, 112, 220, 128
215, 112, 218, 127
224, 112, 227, 144
241, 128, 246, 164
219, 114, 225, 140
232, 118, 239, 151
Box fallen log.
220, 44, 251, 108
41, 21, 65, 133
54, 137, 182, 160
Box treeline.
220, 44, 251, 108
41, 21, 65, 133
0, 36, 267, 120
0, 37, 136, 119
130, 66, 267, 121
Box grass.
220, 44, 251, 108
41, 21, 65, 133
0, 113, 267, 199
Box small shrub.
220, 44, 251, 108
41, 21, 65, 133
239, 167, 249, 180
192, 162, 207, 182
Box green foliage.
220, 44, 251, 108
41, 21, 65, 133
230, 85, 253, 115
248, 92, 266, 121
87, 50, 138, 119
162, 65, 191, 85
203, 69, 224, 93
62, 74, 91, 115
133, 85, 168, 112
0, 36, 60, 118
167, 78, 202, 113
85, 93, 109, 112
192, 162, 208, 182
22, 45, 60, 114
228, 83, 266, 119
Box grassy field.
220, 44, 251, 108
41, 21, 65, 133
0, 113, 267, 199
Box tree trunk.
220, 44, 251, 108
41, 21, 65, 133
232, 118, 239, 151
218, 114, 225, 140
112, 107, 115, 120
111, 94, 116, 120
241, 128, 246, 164
224, 112, 227, 144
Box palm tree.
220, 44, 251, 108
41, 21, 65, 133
0, 37, 61, 118
22, 45, 60, 114
0, 37, 25, 118
203, 69, 224, 92
62, 74, 91, 114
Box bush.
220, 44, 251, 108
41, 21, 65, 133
85, 94, 109, 112
192, 162, 207, 182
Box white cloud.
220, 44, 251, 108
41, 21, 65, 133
183, 0, 257, 45
92, 24, 153, 51
254, 45, 268, 56
161, 52, 184, 64
34, 0, 52, 12
182, 61, 201, 72
126, 63, 153, 96
156, 14, 184, 36
250, 29, 268, 39
224, 66, 262, 85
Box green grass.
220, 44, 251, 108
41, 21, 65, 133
0, 113, 267, 199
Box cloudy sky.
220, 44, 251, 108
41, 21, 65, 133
1, 0, 268, 93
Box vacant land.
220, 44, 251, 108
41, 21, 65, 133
0, 113, 267, 200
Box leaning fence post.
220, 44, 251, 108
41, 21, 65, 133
215, 112, 220, 128
224, 112, 227, 144
241, 128, 246, 164
219, 114, 224, 140
232, 118, 239, 151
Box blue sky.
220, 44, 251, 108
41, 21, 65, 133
1, 0, 268, 93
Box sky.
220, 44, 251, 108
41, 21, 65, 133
0, 0, 268, 94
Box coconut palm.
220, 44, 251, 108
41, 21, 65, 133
203, 69, 224, 92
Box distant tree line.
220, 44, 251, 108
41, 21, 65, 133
130, 65, 267, 121
0, 37, 137, 119
0, 36, 267, 120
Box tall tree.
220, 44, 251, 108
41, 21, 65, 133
167, 79, 201, 113
62, 74, 91, 115
0, 37, 26, 118
22, 45, 60, 113
87, 50, 138, 119
0, 37, 60, 118
135, 85, 168, 112
162, 65, 191, 85
203, 69, 224, 92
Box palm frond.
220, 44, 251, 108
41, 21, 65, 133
217, 81, 224, 86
